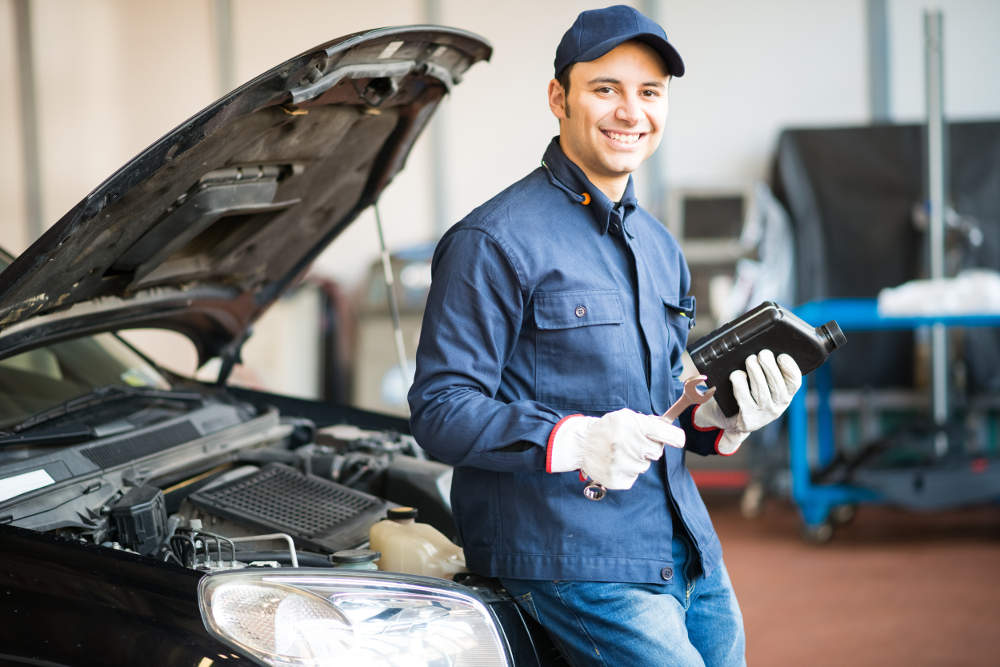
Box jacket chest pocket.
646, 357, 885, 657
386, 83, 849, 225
532, 289, 627, 411
662, 294, 696, 359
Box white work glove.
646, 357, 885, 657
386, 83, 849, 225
547, 408, 686, 490
693, 349, 802, 455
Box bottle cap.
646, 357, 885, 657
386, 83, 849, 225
821, 321, 848, 350
387, 507, 419, 520
330, 548, 380, 564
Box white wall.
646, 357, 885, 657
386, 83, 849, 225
888, 0, 1000, 121
658, 1, 871, 190
0, 0, 28, 253
432, 0, 595, 230
3, 0, 999, 276
30, 0, 216, 239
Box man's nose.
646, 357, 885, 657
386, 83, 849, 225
615, 94, 641, 124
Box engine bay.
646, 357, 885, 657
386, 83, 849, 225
0, 390, 455, 574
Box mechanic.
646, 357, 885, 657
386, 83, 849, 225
408, 5, 801, 665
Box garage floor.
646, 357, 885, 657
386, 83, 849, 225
708, 490, 1000, 666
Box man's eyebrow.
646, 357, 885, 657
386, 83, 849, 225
586, 76, 666, 88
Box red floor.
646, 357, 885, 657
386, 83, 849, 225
707, 490, 1000, 666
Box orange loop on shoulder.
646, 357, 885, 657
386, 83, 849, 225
580, 192, 591, 206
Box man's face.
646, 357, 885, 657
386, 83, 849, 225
548, 41, 670, 197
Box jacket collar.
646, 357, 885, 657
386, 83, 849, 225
541, 137, 638, 236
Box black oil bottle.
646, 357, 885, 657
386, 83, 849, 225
688, 301, 847, 416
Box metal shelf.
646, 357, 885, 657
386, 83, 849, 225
787, 298, 1000, 535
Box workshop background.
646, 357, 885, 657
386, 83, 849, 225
2, 1, 999, 665
3, 0, 1000, 393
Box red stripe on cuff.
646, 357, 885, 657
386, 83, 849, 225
546, 414, 583, 473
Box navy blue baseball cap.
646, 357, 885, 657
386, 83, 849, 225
554, 5, 685, 78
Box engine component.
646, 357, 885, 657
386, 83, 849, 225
110, 484, 167, 556
330, 548, 380, 570
383, 454, 457, 538
187, 463, 388, 553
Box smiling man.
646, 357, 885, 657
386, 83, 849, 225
549, 39, 669, 201
409, 5, 799, 666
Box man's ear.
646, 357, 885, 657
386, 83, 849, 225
547, 78, 567, 121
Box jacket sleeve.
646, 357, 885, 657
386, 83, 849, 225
407, 226, 562, 472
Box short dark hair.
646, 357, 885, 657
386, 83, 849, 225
557, 64, 573, 96
556, 64, 574, 117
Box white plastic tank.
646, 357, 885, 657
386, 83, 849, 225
368, 507, 468, 579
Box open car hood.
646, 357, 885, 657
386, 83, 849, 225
0, 26, 490, 368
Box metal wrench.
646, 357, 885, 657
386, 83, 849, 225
661, 374, 717, 422
583, 376, 717, 501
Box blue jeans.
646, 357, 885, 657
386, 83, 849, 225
500, 534, 745, 666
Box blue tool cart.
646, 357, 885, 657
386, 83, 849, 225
788, 298, 1000, 542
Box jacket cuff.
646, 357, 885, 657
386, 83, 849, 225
546, 414, 583, 473
692, 403, 725, 449
679, 404, 725, 456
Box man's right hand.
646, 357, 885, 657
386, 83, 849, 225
547, 409, 686, 489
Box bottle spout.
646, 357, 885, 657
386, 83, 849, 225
820, 321, 847, 352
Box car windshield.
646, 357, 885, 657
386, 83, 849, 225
0, 333, 172, 430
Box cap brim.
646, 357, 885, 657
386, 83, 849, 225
637, 34, 685, 77
573, 32, 685, 77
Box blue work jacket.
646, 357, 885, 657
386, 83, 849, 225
408, 138, 726, 584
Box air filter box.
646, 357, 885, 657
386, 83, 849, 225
188, 463, 388, 553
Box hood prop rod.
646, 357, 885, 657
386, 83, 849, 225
215, 329, 249, 386
374, 202, 412, 402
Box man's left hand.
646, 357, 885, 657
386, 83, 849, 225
693, 349, 802, 455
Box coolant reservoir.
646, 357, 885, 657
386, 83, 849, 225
369, 507, 468, 579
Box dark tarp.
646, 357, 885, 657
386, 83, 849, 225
771, 121, 1000, 393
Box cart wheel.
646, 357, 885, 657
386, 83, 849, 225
800, 521, 834, 544
830, 504, 857, 525
740, 480, 766, 519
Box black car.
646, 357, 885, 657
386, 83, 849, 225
0, 26, 560, 666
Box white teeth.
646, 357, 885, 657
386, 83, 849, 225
605, 131, 641, 144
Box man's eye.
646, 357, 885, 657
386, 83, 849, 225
595, 86, 614, 94
641, 89, 660, 97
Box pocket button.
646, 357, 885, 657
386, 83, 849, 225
574, 305, 587, 318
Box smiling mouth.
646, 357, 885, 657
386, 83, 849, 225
601, 129, 645, 146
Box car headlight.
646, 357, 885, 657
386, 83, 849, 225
198, 569, 510, 666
